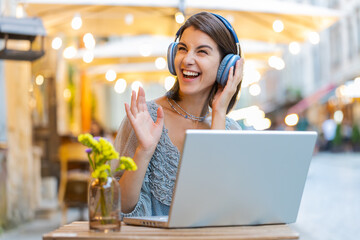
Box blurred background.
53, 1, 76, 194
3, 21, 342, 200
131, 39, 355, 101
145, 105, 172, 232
0, 0, 359, 239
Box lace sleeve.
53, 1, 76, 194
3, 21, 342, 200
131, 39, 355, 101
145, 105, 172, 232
112, 116, 153, 217
225, 117, 242, 130
111, 116, 138, 179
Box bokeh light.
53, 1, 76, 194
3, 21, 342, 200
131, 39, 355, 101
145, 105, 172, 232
285, 113, 299, 126
273, 20, 284, 33
105, 70, 116, 82
131, 81, 143, 92
52, 37, 62, 50
114, 79, 127, 94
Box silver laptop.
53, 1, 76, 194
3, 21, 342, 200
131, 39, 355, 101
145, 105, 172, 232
124, 130, 317, 228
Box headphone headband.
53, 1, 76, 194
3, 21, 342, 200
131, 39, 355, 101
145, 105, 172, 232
211, 13, 239, 44
174, 13, 240, 55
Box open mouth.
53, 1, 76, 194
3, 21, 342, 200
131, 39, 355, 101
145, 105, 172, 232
182, 70, 200, 79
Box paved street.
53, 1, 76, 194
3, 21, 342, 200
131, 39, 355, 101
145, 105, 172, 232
1, 152, 359, 240
291, 152, 360, 240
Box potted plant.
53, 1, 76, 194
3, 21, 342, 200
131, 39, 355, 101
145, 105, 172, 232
78, 133, 137, 232
351, 124, 360, 152
332, 124, 343, 152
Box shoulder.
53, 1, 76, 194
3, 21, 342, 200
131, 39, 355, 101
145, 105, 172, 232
146, 100, 158, 112
225, 116, 242, 130
147, 96, 168, 110
147, 96, 173, 119
146, 97, 168, 121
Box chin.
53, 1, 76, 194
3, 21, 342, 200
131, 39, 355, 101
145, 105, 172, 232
178, 86, 197, 96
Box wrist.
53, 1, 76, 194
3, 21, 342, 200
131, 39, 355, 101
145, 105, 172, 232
212, 109, 226, 119
136, 145, 156, 159
211, 110, 226, 130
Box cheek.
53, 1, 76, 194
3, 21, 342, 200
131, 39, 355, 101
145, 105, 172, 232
174, 53, 183, 65
207, 60, 220, 75
174, 55, 182, 69
173, 55, 182, 75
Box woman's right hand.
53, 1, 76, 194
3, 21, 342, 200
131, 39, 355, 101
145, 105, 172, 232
124, 87, 164, 155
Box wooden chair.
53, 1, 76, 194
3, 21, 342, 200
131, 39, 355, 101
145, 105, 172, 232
58, 142, 90, 226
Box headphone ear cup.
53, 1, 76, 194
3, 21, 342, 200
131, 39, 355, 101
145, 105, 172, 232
167, 42, 178, 75
216, 54, 241, 86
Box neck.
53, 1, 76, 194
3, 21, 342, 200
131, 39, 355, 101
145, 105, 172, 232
176, 92, 209, 117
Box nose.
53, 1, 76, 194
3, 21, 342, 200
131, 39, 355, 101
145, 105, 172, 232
182, 51, 195, 66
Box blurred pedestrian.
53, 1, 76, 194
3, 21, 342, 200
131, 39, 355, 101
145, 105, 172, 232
322, 117, 336, 151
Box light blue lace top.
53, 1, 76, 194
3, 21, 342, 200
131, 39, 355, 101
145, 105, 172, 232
113, 100, 241, 217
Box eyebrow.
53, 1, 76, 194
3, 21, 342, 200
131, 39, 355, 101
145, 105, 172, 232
178, 42, 213, 51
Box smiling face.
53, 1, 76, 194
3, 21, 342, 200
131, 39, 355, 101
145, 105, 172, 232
174, 26, 222, 98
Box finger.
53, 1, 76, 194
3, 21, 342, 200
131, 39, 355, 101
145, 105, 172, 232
217, 84, 224, 93
155, 106, 165, 128
224, 66, 235, 90
234, 59, 244, 83
125, 103, 135, 123
137, 87, 147, 112
130, 90, 138, 116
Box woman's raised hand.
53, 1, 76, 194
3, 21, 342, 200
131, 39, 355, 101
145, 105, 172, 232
212, 58, 244, 115
125, 87, 164, 153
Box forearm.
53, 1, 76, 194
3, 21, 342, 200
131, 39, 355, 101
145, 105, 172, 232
211, 110, 226, 130
119, 146, 155, 213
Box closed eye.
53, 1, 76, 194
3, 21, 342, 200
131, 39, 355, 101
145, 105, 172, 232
178, 46, 187, 51
198, 50, 208, 55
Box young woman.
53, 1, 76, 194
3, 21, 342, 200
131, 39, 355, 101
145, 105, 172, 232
113, 12, 244, 217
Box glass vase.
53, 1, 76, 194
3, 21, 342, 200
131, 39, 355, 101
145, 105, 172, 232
88, 177, 121, 232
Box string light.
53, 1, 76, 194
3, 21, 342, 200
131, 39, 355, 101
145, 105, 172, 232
83, 33, 95, 49
131, 81, 143, 92
253, 118, 272, 131
16, 5, 25, 18
285, 113, 299, 126
155, 57, 167, 70
273, 20, 284, 33
71, 14, 82, 30
268, 56, 285, 70
125, 14, 134, 25
114, 79, 127, 94
139, 43, 152, 57
63, 46, 77, 59
226, 15, 234, 24
243, 62, 261, 87
63, 88, 71, 101
308, 31, 320, 45
334, 110, 343, 124
249, 83, 261, 96
83, 51, 94, 63
52, 37, 62, 50
105, 70, 116, 82
289, 42, 300, 55
35, 75, 44, 86
164, 76, 176, 91
175, 12, 185, 24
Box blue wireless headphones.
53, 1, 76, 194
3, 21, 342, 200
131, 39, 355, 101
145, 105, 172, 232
167, 13, 241, 86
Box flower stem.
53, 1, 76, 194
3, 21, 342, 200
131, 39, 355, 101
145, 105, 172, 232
99, 182, 108, 224
87, 153, 95, 171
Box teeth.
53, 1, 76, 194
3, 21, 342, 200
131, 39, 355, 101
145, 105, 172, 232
183, 70, 199, 76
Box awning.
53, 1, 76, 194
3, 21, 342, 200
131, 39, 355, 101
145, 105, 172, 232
287, 83, 337, 114
20, 0, 340, 43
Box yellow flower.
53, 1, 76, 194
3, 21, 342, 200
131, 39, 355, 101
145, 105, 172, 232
78, 133, 136, 182
116, 156, 137, 171
91, 164, 111, 180
78, 134, 101, 153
